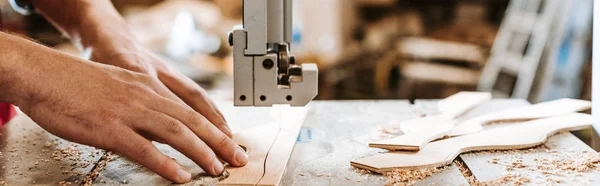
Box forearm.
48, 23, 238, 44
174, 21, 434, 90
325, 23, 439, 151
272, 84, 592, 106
32, 0, 136, 54
0, 32, 31, 103
0, 32, 78, 104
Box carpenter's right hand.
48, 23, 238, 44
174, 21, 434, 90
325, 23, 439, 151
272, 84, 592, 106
3, 39, 247, 183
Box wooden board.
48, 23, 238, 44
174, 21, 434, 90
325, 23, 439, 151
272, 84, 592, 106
350, 113, 593, 173
370, 91, 491, 151
436, 91, 492, 119
91, 104, 306, 186
371, 98, 591, 151
370, 119, 455, 151
400, 91, 491, 133
0, 112, 104, 185
221, 106, 307, 186
448, 98, 591, 136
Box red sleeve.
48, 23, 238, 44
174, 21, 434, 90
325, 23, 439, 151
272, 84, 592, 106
0, 102, 17, 126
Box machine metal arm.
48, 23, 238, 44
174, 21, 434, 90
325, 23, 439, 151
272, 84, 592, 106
229, 0, 318, 107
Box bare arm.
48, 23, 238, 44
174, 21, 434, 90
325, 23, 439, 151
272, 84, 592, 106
0, 29, 249, 183
31, 1, 233, 137
4, 1, 249, 183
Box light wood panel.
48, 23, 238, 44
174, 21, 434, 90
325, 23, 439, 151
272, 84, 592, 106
219, 106, 307, 186
351, 113, 593, 173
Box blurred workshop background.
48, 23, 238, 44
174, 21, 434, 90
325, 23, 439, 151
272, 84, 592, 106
0, 0, 592, 103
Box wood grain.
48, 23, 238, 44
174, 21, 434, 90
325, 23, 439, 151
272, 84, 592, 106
351, 113, 593, 173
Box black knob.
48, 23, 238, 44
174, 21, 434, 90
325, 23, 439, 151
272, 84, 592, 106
263, 59, 274, 69
228, 32, 234, 46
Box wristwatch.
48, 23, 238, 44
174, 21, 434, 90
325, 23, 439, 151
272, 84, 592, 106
8, 0, 34, 15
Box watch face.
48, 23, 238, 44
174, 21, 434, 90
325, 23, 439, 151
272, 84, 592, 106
8, 0, 34, 15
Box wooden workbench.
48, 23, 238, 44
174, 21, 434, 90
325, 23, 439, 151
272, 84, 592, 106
0, 99, 597, 185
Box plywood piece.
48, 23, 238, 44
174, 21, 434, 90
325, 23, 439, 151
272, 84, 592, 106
351, 113, 593, 173
370, 92, 490, 150
448, 98, 591, 136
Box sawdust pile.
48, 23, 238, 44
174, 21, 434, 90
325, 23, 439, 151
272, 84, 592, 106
366, 148, 600, 186
383, 166, 446, 185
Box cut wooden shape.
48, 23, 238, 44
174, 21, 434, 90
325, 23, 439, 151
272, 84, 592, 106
437, 91, 492, 119
402, 91, 491, 133
219, 106, 307, 186
448, 98, 591, 136
352, 113, 592, 173
370, 120, 455, 150
373, 98, 590, 151
369, 92, 490, 151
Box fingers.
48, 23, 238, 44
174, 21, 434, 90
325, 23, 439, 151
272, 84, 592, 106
137, 109, 228, 175
158, 72, 232, 137
149, 98, 248, 167
113, 130, 192, 183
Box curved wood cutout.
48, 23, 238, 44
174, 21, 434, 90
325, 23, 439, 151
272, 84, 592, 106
372, 98, 591, 151
219, 106, 307, 186
448, 98, 591, 136
352, 113, 592, 173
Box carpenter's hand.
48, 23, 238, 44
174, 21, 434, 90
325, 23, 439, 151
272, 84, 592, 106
89, 40, 232, 137
10, 47, 247, 183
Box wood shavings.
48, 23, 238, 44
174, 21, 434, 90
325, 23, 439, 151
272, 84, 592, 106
480, 149, 600, 185
382, 166, 446, 185
456, 158, 531, 186
82, 151, 118, 186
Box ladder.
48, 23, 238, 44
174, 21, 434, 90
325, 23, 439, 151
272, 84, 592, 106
478, 0, 562, 99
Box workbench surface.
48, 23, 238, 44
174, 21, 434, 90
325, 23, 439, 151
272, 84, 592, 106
0, 99, 597, 185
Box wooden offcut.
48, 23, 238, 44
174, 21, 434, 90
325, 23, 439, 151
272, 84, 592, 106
370, 91, 491, 151
351, 113, 593, 173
